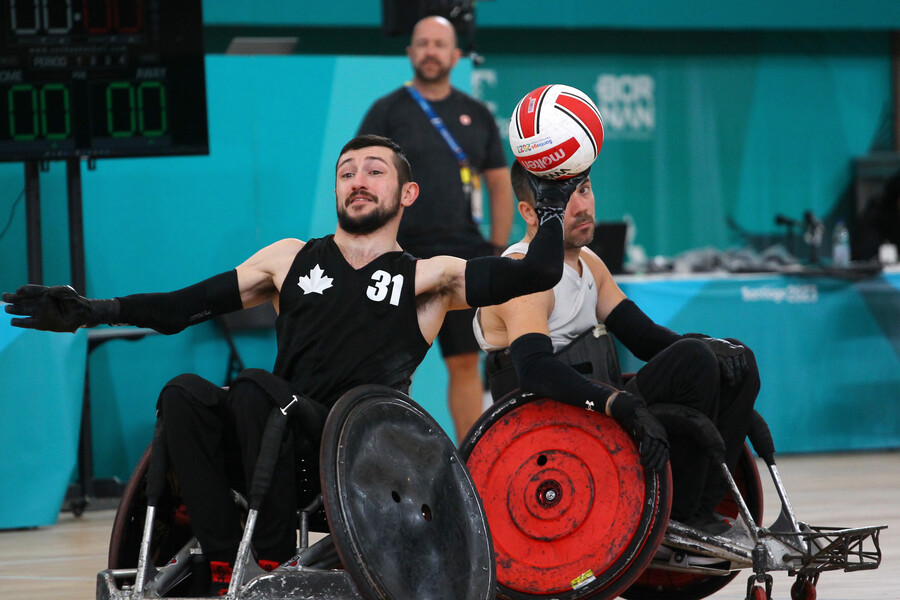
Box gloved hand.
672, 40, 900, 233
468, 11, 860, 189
684, 334, 749, 387
607, 390, 669, 472
526, 167, 590, 221
3, 284, 111, 332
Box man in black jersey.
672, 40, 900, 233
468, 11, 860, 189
5, 134, 583, 595
358, 15, 514, 443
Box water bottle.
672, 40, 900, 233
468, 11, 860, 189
832, 220, 850, 268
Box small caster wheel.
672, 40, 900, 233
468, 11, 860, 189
791, 577, 817, 600
749, 585, 769, 600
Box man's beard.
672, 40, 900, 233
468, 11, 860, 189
413, 59, 451, 83
337, 192, 402, 234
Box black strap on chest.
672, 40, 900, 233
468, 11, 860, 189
554, 325, 625, 388
485, 326, 624, 402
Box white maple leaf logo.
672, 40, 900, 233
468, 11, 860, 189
298, 264, 333, 295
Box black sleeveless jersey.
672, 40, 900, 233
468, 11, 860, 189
272, 235, 430, 408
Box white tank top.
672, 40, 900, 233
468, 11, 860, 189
473, 242, 599, 352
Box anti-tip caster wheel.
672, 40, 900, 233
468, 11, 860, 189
791, 577, 817, 600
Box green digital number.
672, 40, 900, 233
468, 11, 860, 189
106, 81, 167, 137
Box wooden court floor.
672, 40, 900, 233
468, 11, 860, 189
1, 451, 897, 600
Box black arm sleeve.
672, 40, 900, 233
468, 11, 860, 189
509, 332, 615, 411
116, 270, 244, 335
464, 216, 563, 307
603, 299, 680, 362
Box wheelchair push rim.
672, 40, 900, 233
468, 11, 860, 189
461, 393, 672, 600
320, 384, 496, 600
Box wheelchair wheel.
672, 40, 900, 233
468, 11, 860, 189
460, 392, 672, 600
320, 384, 496, 600
621, 443, 765, 600
107, 445, 197, 595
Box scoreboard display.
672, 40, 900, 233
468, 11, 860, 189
0, 0, 208, 162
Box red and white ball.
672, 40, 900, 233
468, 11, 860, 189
509, 84, 604, 179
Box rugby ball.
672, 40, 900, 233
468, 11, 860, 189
509, 84, 604, 179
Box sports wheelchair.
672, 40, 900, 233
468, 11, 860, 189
97, 352, 886, 600
467, 327, 886, 600
97, 385, 496, 600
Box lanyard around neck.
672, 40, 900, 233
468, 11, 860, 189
405, 84, 469, 168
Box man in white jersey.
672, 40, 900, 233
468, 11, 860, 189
475, 161, 760, 535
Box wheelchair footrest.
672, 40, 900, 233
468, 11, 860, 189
768, 523, 886, 573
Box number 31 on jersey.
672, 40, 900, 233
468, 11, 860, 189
367, 270, 403, 306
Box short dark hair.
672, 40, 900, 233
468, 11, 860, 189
510, 160, 534, 207
337, 134, 412, 186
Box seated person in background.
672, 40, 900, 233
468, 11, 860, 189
4, 135, 577, 596
474, 161, 761, 535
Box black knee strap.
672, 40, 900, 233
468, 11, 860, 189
230, 369, 328, 440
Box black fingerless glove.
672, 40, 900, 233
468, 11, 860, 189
527, 167, 590, 224
3, 284, 119, 333
608, 390, 669, 472
683, 334, 749, 387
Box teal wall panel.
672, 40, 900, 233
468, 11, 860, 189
200, 0, 900, 30
0, 317, 87, 528
476, 0, 900, 30
201, 1, 382, 27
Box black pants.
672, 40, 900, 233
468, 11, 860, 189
156, 370, 327, 564
627, 338, 760, 521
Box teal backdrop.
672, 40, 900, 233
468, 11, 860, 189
199, 0, 900, 30
0, 27, 897, 483
0, 317, 87, 528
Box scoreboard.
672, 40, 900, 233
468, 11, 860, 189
0, 0, 208, 162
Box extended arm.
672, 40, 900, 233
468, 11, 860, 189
4, 239, 299, 335
3, 271, 243, 335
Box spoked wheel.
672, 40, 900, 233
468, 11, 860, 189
460, 393, 672, 600
320, 384, 496, 600
622, 443, 765, 600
